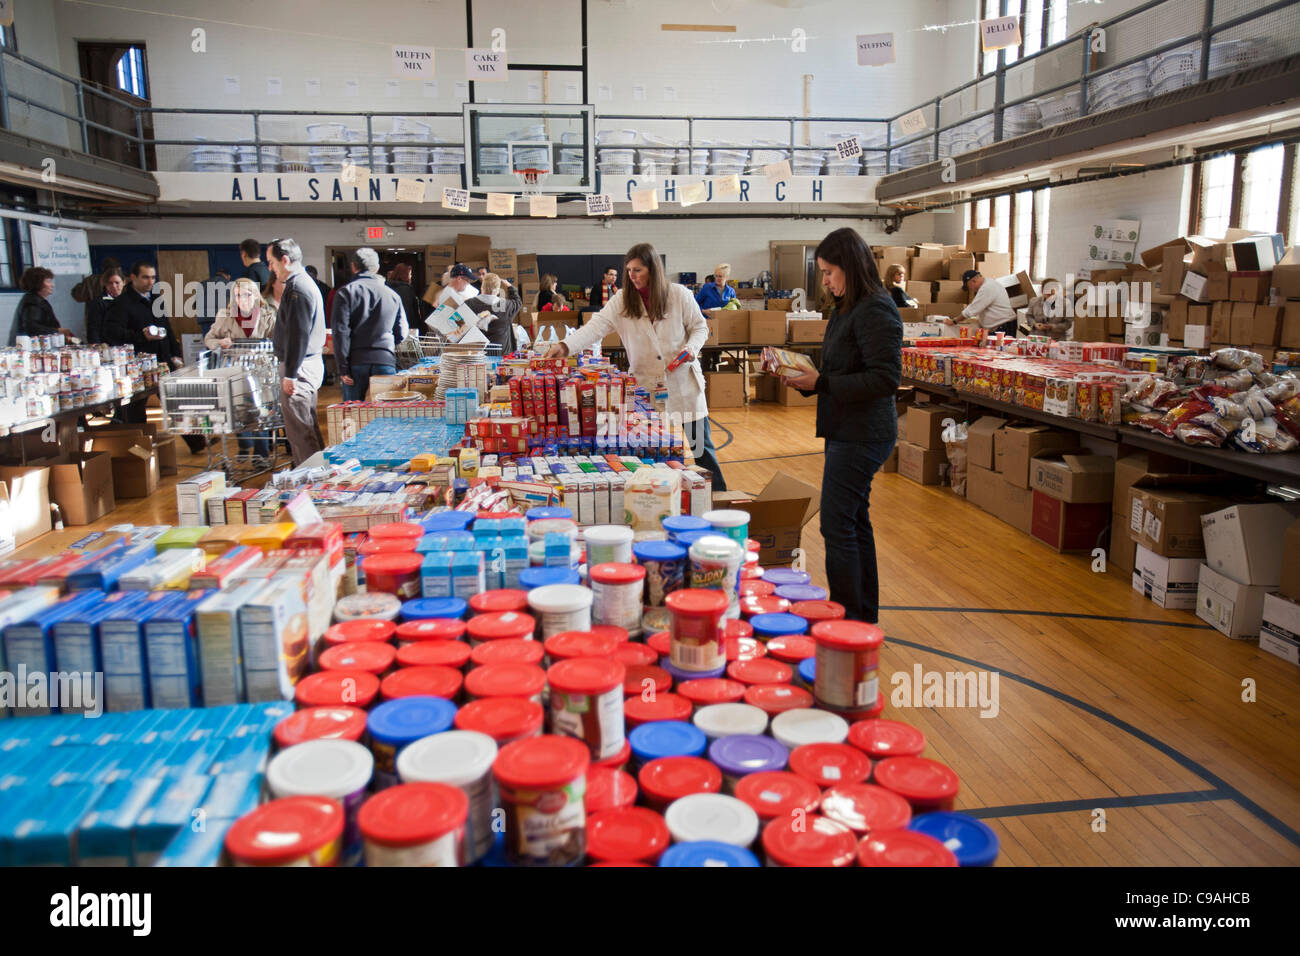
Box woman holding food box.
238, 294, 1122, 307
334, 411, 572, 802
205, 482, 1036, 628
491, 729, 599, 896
544, 242, 727, 491
783, 228, 902, 624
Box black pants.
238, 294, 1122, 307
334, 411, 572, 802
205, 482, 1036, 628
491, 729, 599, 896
991, 319, 1017, 337
820, 438, 894, 623
684, 417, 727, 492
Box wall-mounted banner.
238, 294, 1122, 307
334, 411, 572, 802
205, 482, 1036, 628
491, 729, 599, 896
466, 49, 507, 81
29, 225, 91, 275
857, 33, 895, 66
980, 15, 1021, 51
394, 45, 434, 78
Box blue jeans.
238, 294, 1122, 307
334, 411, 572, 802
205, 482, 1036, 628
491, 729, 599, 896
684, 417, 726, 491
238, 431, 272, 458
342, 363, 396, 401
820, 438, 895, 623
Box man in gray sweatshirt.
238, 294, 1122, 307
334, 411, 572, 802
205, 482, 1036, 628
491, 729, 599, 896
329, 247, 410, 401
268, 237, 326, 465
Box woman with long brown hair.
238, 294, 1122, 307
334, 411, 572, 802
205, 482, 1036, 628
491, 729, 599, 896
544, 242, 727, 489
783, 228, 902, 623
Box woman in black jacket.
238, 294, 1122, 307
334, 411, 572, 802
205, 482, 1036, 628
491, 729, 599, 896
784, 228, 902, 624
388, 263, 430, 327
86, 268, 125, 344
10, 267, 74, 343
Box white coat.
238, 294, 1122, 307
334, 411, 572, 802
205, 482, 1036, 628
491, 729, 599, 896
561, 283, 710, 422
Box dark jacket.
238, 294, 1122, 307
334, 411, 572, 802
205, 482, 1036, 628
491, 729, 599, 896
243, 260, 271, 289
801, 288, 902, 443
103, 289, 182, 364
274, 269, 326, 386
889, 286, 916, 309
87, 292, 119, 344
11, 292, 61, 342
464, 284, 521, 354
389, 280, 429, 327
329, 271, 406, 379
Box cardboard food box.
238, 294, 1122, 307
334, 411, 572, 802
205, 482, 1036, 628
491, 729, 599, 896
455, 233, 492, 263
880, 446, 898, 474
1108, 513, 1138, 577
905, 281, 934, 304
879, 246, 910, 265
925, 303, 966, 320
747, 311, 788, 346
1259, 592, 1300, 666
1282, 519, 1300, 603
1195, 563, 1268, 640
1129, 487, 1231, 558
965, 228, 991, 253
1132, 544, 1200, 609
1031, 492, 1110, 553
947, 255, 976, 280
1206, 267, 1231, 301
995, 425, 1079, 489
965, 463, 1001, 513
1253, 305, 1283, 347
87, 422, 178, 477
909, 257, 944, 282
41, 452, 115, 526
1209, 301, 1232, 344
709, 309, 750, 344
994, 476, 1034, 534
765, 298, 795, 312
786, 319, 827, 344
966, 416, 1007, 470
1231, 234, 1284, 271
777, 379, 817, 406
1072, 315, 1106, 342
0, 465, 52, 547
83, 430, 160, 499
976, 251, 1011, 277
906, 404, 957, 451
1281, 303, 1300, 349
1029, 453, 1114, 504
1274, 251, 1300, 300
705, 370, 746, 409
723, 472, 820, 567
1230, 301, 1256, 345
1161, 245, 1190, 295
934, 280, 967, 304
897, 441, 944, 486
1229, 272, 1270, 303
1200, 502, 1300, 587
754, 374, 780, 403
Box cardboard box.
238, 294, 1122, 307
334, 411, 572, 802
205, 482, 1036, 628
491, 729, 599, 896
776, 379, 817, 406
83, 431, 160, 499
947, 255, 976, 281
1029, 453, 1114, 504
1072, 315, 1107, 342
966, 463, 1000, 513
0, 485, 13, 554
934, 280, 967, 304
1207, 267, 1231, 301
1210, 301, 1233, 344
898, 307, 926, 324
1129, 487, 1230, 558
786, 319, 827, 344
905, 281, 934, 304
1274, 257, 1300, 300
914, 243, 944, 259
1253, 305, 1283, 347
976, 251, 1011, 277
897, 441, 944, 485
1230, 272, 1270, 303
765, 298, 795, 312
1259, 592, 1300, 666
726, 472, 820, 567
1199, 502, 1300, 587
880, 446, 898, 474
1189, 236, 1231, 272
925, 303, 966, 319
87, 422, 178, 477
1113, 451, 1193, 507
995, 425, 1079, 489
488, 247, 517, 272
995, 477, 1034, 534
1132, 544, 1201, 609
909, 257, 944, 282
966, 416, 1007, 470
1196, 563, 1268, 640
1282, 303, 1300, 349
42, 452, 115, 526
906, 404, 956, 451
965, 228, 991, 253
1231, 234, 1284, 271
754, 374, 780, 403
1108, 512, 1138, 577
1165, 309, 1186, 341
705, 370, 746, 408
1031, 492, 1110, 553
1181, 271, 1210, 302
706, 309, 749, 344
1184, 324, 1208, 349
747, 311, 788, 346
1282, 519, 1300, 603
0, 465, 51, 547
455, 233, 491, 263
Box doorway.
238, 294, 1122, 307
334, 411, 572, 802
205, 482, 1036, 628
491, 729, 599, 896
326, 247, 427, 294
77, 41, 157, 168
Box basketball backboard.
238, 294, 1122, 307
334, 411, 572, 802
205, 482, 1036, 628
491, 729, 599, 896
462, 102, 595, 194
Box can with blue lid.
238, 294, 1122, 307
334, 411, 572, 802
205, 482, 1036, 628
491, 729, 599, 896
908, 811, 999, 866
658, 840, 760, 867
628, 720, 707, 769
633, 539, 687, 612
401, 596, 468, 622
366, 695, 458, 790
662, 515, 710, 542
750, 612, 808, 640
518, 567, 581, 590
773, 584, 828, 603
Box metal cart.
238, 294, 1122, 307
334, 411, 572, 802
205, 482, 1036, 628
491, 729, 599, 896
159, 339, 287, 481
395, 333, 503, 369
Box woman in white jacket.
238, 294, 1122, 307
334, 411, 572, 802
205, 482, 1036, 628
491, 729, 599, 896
545, 242, 727, 489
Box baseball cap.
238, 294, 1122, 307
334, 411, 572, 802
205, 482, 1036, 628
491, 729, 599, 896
449, 263, 475, 280
961, 269, 980, 291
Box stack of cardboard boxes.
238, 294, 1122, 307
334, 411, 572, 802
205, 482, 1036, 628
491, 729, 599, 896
1197, 501, 1300, 641
889, 228, 1029, 327
897, 403, 963, 487
1260, 520, 1300, 665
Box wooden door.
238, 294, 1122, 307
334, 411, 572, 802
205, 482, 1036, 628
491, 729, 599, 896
156, 249, 213, 332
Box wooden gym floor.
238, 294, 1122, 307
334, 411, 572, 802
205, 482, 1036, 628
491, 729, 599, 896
16, 395, 1300, 866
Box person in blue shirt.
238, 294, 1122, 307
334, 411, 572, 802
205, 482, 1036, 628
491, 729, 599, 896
695, 263, 737, 311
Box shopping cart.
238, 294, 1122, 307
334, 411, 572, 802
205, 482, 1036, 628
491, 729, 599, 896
159, 339, 287, 481
395, 333, 503, 369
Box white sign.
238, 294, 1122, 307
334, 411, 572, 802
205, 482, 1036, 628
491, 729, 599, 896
385, 80, 401, 98
597, 84, 613, 102
1184, 324, 1207, 349
340, 163, 369, 185
632, 84, 646, 102
680, 181, 709, 206
466, 49, 508, 81
344, 79, 360, 98
223, 75, 240, 96
564, 81, 580, 101
630, 187, 658, 212
428, 303, 488, 344
486, 192, 515, 215
898, 108, 929, 136
395, 178, 426, 202
442, 187, 470, 211
423, 81, 438, 98
763, 160, 792, 183
265, 77, 282, 97
393, 45, 434, 78
585, 193, 613, 216
714, 174, 741, 197
662, 86, 676, 102
305, 78, 321, 97
526, 82, 542, 102
833, 136, 862, 160
29, 225, 91, 275
981, 15, 1022, 51
857, 33, 895, 66
529, 194, 557, 218
454, 81, 468, 100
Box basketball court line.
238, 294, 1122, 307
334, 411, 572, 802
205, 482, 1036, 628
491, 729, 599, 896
883, 605, 1213, 630
964, 790, 1230, 820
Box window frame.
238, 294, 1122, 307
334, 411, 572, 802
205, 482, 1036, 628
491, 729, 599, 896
1191, 143, 1296, 239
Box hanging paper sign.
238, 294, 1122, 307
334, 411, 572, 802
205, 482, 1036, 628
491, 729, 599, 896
305, 79, 322, 97
981, 16, 1021, 51
833, 136, 862, 160
393, 45, 435, 78
763, 160, 792, 183
29, 225, 91, 275
340, 164, 369, 186
529, 194, 557, 218
680, 181, 709, 206
466, 49, 508, 81
265, 77, 283, 97
898, 108, 929, 136
714, 174, 741, 197
857, 33, 895, 66
586, 193, 613, 216
630, 188, 659, 212
487, 192, 515, 215
442, 187, 470, 211
395, 178, 427, 202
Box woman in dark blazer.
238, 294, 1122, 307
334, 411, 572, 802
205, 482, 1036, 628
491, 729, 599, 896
11, 267, 73, 343
783, 228, 902, 624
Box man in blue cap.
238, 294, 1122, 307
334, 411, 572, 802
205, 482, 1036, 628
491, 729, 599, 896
960, 269, 1016, 337
435, 262, 479, 309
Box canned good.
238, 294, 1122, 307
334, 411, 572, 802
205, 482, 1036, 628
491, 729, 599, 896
547, 657, 627, 760
493, 735, 590, 867
359, 782, 469, 867
225, 796, 344, 867
811, 620, 884, 711
665, 588, 729, 673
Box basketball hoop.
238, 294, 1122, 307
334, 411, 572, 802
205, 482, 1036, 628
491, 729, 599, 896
513, 167, 549, 196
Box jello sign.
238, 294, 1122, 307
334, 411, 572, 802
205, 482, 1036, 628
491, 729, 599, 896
980, 15, 1022, 51
466, 49, 507, 81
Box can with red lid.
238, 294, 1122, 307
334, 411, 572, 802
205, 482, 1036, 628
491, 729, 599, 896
274, 705, 367, 750
740, 595, 790, 619
469, 589, 530, 615
362, 553, 423, 599
788, 742, 872, 788
464, 662, 547, 704
454, 696, 544, 744
622, 664, 671, 698
367, 522, 425, 546
743, 683, 814, 715
589, 563, 646, 637
818, 783, 912, 834
677, 677, 746, 709
586, 807, 670, 864
790, 600, 846, 624
323, 619, 395, 647
318, 641, 397, 677
493, 735, 590, 866
589, 624, 629, 644
470, 637, 545, 669
544, 630, 620, 665
739, 579, 776, 598
739, 566, 764, 581
358, 782, 469, 866
358, 538, 417, 557
727, 635, 766, 662
585, 767, 638, 813
856, 828, 958, 867
665, 588, 729, 673
592, 738, 632, 771
612, 642, 658, 668
396, 639, 471, 670
466, 610, 536, 648
547, 657, 627, 760
295, 670, 380, 710
395, 618, 467, 645
623, 691, 692, 727
847, 718, 926, 760
761, 814, 857, 868
646, 630, 671, 658
765, 635, 816, 665
637, 756, 723, 811
225, 796, 343, 867
727, 658, 794, 686
812, 620, 884, 711
734, 770, 821, 821
873, 756, 960, 812
380, 665, 463, 702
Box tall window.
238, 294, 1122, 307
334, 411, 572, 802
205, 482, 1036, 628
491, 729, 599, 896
0, 23, 16, 52
1024, 0, 1044, 57
1290, 149, 1300, 246
975, 197, 991, 229
1241, 144, 1284, 234
1047, 0, 1068, 45
1198, 154, 1235, 237
1003, 0, 1024, 65
980, 1, 1067, 74
1013, 190, 1034, 274
0, 222, 12, 288
993, 194, 1012, 254
115, 46, 148, 99
1034, 189, 1052, 279
981, 0, 1001, 76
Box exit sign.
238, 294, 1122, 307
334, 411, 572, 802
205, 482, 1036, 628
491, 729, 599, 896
366, 226, 386, 240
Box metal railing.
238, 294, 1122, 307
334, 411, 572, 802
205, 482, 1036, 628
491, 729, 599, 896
0, 0, 1294, 181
